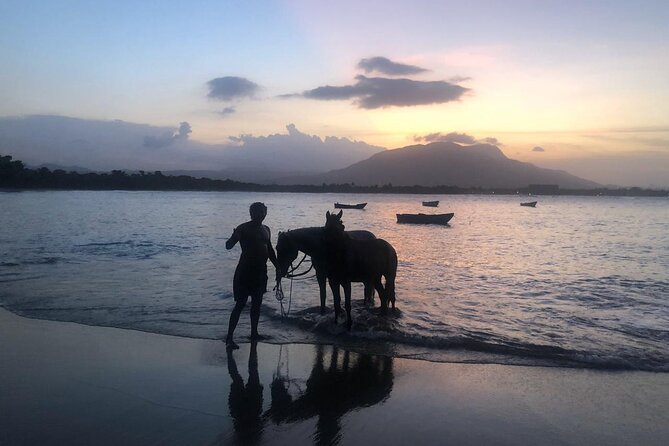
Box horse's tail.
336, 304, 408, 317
383, 241, 398, 309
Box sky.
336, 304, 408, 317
1, 0, 668, 186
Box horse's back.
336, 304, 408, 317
346, 237, 397, 274
347, 230, 376, 241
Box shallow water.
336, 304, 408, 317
1, 190, 668, 370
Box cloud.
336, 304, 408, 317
448, 75, 472, 83
481, 137, 503, 146
207, 76, 259, 101
219, 106, 236, 116
357, 56, 428, 76
143, 121, 191, 148
414, 132, 502, 146
532, 146, 546, 152
414, 132, 476, 144
225, 124, 384, 171
300, 75, 468, 109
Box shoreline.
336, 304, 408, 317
4, 306, 664, 373
2, 307, 668, 445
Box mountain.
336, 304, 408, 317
278, 141, 599, 189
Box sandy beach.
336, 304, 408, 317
1, 307, 668, 445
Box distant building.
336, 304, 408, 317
528, 184, 559, 194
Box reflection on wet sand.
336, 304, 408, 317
227, 342, 264, 445
225, 344, 394, 445
267, 345, 394, 445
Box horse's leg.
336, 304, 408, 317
329, 279, 341, 323
374, 276, 388, 313
344, 281, 352, 330
387, 246, 398, 310
363, 281, 374, 305
316, 267, 327, 314
386, 273, 396, 310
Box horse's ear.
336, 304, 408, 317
326, 210, 331, 219
337, 210, 343, 219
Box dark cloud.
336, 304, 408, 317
414, 132, 502, 146
357, 56, 428, 76
300, 75, 468, 109
207, 76, 258, 101
532, 146, 546, 152
219, 106, 236, 116
143, 121, 191, 148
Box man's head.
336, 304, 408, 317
249, 202, 267, 222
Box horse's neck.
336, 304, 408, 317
289, 227, 325, 256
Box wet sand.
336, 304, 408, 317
1, 307, 668, 445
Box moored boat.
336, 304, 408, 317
396, 212, 454, 225
422, 200, 439, 207
520, 201, 537, 207
334, 202, 367, 209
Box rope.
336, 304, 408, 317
274, 253, 317, 317
274, 278, 291, 317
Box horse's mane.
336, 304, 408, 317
278, 227, 324, 249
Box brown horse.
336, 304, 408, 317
324, 210, 397, 329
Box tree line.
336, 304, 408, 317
1, 154, 666, 196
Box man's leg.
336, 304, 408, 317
226, 295, 248, 349
250, 291, 263, 339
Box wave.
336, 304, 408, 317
72, 240, 194, 259
1, 257, 63, 267
259, 304, 669, 372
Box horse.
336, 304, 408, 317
324, 210, 398, 330
275, 227, 377, 314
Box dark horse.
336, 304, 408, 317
275, 227, 377, 314
324, 210, 398, 330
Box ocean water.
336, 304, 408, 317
1, 190, 668, 371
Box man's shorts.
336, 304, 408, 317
233, 267, 268, 299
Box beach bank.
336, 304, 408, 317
1, 307, 667, 445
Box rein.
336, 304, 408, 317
285, 253, 311, 278
274, 253, 316, 317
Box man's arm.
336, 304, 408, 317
266, 226, 278, 268
226, 226, 240, 250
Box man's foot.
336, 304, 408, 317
250, 332, 268, 341
226, 339, 239, 350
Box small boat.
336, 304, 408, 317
334, 202, 367, 209
397, 213, 454, 225
422, 200, 439, 207
520, 201, 537, 207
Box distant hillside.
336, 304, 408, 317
279, 141, 599, 189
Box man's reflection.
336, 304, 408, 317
267, 345, 394, 446
227, 342, 264, 445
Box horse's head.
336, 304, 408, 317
276, 231, 298, 279
324, 210, 345, 234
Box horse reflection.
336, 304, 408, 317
267, 345, 394, 446
227, 343, 264, 445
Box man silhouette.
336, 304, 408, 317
225, 202, 277, 349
